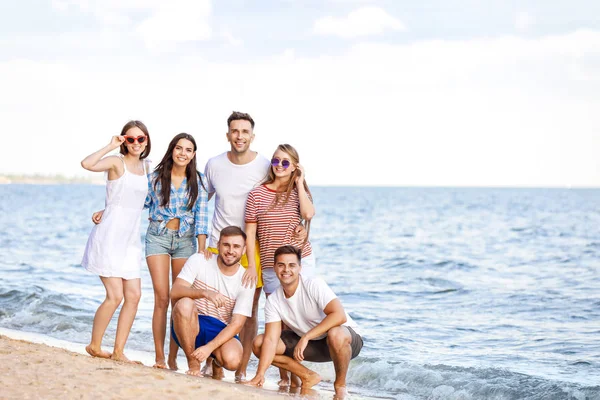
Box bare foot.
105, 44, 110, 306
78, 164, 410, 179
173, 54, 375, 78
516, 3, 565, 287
201, 360, 213, 376
333, 386, 348, 399
235, 372, 246, 383
212, 363, 224, 380
186, 369, 203, 377
110, 352, 142, 365
288, 386, 301, 395
300, 371, 321, 389
85, 345, 111, 359
167, 358, 178, 371
153, 362, 168, 369
291, 374, 302, 388
301, 387, 319, 397
278, 379, 290, 387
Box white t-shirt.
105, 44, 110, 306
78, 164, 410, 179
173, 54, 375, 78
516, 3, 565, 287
177, 254, 255, 325
265, 276, 360, 340
204, 151, 270, 248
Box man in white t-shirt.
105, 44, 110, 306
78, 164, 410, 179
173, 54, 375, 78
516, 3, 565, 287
246, 246, 363, 399
203, 111, 306, 381
170, 226, 255, 376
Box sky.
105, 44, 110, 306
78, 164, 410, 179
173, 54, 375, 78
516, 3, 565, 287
0, 0, 599, 187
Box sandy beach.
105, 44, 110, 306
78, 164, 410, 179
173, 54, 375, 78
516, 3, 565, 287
0, 335, 285, 400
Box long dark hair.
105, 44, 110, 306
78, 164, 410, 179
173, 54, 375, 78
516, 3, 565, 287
119, 120, 151, 159
153, 133, 205, 209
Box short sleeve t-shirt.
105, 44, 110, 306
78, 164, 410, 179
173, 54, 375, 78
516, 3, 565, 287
204, 152, 270, 248
264, 276, 359, 340
177, 253, 255, 324
245, 185, 312, 270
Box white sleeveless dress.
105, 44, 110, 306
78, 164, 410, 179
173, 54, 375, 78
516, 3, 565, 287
82, 155, 149, 280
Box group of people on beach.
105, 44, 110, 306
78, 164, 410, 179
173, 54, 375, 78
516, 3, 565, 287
80, 112, 362, 399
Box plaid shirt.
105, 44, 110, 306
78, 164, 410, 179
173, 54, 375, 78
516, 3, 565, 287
144, 171, 209, 237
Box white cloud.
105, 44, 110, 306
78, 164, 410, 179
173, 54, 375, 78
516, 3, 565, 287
50, 0, 213, 48
221, 29, 243, 47
1, 30, 599, 187
515, 11, 535, 33
313, 6, 406, 38
136, 1, 212, 50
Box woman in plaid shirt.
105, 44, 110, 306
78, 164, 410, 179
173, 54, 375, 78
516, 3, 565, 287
144, 133, 209, 370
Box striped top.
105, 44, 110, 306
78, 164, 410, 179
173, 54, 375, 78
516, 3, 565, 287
144, 171, 209, 237
245, 184, 312, 270
177, 254, 254, 324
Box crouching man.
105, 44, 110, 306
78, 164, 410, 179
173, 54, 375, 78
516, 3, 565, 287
170, 226, 255, 376
246, 245, 363, 399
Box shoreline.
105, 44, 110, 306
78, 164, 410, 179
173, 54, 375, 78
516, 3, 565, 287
0, 333, 288, 400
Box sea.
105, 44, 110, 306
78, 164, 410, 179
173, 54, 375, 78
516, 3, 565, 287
0, 184, 599, 400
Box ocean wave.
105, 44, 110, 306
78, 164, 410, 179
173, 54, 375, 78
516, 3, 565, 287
0, 286, 91, 338
342, 359, 600, 400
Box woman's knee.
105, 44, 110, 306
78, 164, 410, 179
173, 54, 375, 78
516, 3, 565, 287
105, 291, 124, 306
154, 291, 170, 310
124, 286, 141, 305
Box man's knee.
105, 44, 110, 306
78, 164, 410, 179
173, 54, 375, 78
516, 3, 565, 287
220, 349, 242, 371
252, 334, 265, 357
172, 298, 195, 319
326, 326, 351, 351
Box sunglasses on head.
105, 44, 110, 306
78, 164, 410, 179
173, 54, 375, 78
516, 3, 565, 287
124, 135, 146, 144
271, 157, 292, 169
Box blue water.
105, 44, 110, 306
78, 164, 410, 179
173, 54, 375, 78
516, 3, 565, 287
1, 185, 599, 399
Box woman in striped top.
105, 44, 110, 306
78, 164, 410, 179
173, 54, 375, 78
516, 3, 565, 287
243, 143, 317, 292
243, 143, 316, 386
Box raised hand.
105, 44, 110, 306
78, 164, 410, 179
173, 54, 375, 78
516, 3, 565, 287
294, 163, 305, 186
109, 135, 125, 149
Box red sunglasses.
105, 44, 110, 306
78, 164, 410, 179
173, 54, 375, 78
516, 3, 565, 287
124, 135, 147, 144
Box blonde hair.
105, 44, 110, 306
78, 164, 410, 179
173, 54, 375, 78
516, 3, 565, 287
263, 144, 313, 241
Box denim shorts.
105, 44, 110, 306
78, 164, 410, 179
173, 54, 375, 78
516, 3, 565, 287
145, 221, 197, 259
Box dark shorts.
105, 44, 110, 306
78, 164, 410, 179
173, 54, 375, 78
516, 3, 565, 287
280, 326, 363, 363
171, 315, 240, 350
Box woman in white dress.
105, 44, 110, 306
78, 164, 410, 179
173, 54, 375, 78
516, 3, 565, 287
80, 120, 151, 362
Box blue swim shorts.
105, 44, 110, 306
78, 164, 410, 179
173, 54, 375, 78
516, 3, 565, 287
171, 315, 240, 350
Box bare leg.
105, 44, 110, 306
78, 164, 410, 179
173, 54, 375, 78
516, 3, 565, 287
252, 334, 321, 389
271, 355, 321, 389
146, 254, 171, 368
167, 257, 187, 370
201, 358, 213, 376
327, 326, 353, 399
212, 336, 243, 372
171, 298, 201, 376
86, 277, 124, 359
236, 287, 261, 381
111, 278, 142, 364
